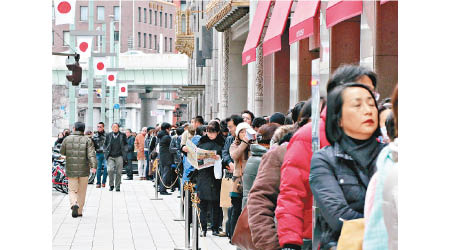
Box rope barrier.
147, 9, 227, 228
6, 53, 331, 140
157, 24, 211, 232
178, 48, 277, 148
155, 161, 180, 189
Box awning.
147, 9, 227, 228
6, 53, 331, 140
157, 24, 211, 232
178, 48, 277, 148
263, 0, 293, 57
289, 0, 320, 44
241, 0, 272, 65
326, 0, 363, 28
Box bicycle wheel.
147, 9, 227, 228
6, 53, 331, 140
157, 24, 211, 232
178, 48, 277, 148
55, 184, 63, 192
61, 178, 69, 194
60, 184, 68, 194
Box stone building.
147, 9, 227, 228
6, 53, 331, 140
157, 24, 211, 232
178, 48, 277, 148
176, 0, 398, 120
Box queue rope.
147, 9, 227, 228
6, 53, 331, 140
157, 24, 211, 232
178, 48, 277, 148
154, 160, 180, 189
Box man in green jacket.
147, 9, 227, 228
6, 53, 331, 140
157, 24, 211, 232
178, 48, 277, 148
61, 122, 97, 218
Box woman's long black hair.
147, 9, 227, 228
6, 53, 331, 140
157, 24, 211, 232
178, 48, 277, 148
325, 82, 381, 145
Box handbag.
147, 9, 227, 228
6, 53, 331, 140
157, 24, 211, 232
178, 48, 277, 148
336, 218, 365, 250
220, 177, 233, 208
231, 160, 243, 193
232, 176, 243, 193
231, 206, 257, 250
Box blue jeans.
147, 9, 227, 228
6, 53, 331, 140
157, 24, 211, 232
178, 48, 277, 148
144, 151, 150, 178
96, 153, 108, 185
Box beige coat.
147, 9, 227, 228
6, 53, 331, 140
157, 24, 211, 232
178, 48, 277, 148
134, 134, 146, 160
230, 140, 250, 178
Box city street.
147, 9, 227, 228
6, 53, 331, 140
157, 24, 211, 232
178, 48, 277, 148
52, 177, 232, 250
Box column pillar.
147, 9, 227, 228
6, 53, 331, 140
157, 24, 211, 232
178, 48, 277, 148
139, 92, 159, 128
330, 16, 361, 73
205, 60, 212, 120
273, 26, 290, 113
298, 38, 320, 101
254, 45, 264, 117
211, 30, 219, 119
221, 29, 230, 118
68, 23, 77, 128
247, 0, 258, 113
130, 108, 136, 133
375, 1, 398, 99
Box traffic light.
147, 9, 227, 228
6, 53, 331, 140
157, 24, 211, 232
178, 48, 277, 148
95, 89, 102, 98
66, 54, 82, 86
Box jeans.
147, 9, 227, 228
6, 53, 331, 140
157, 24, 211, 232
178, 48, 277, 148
144, 150, 151, 179
96, 153, 107, 185
107, 156, 123, 189
230, 196, 242, 238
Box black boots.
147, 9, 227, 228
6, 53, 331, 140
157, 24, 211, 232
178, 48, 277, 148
71, 205, 79, 218
109, 186, 114, 191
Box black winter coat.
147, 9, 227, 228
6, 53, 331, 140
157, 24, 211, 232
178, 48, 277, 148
195, 135, 224, 201
92, 131, 106, 153
309, 142, 384, 249
127, 136, 135, 159
222, 135, 234, 166
104, 132, 128, 161
157, 130, 173, 167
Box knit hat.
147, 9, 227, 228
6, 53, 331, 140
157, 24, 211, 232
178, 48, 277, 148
235, 122, 252, 138
270, 112, 286, 125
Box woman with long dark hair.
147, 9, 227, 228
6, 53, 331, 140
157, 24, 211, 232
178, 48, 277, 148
309, 83, 386, 250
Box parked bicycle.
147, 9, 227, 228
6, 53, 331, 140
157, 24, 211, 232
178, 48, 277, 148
52, 146, 68, 194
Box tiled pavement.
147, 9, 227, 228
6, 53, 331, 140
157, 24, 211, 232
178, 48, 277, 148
52, 176, 234, 250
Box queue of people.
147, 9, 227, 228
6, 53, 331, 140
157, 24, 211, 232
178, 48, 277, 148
55, 64, 398, 250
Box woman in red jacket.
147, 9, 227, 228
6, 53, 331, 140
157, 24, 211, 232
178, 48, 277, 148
276, 65, 378, 250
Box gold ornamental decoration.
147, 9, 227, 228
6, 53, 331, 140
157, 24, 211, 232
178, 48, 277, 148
206, 1, 232, 30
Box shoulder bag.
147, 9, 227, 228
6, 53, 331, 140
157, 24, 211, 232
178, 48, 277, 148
231, 205, 257, 250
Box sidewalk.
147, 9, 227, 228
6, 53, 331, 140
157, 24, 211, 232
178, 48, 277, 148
52, 176, 234, 250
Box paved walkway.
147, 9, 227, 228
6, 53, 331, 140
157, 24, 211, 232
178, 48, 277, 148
52, 176, 234, 250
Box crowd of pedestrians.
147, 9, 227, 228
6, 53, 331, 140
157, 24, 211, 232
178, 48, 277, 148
55, 64, 398, 250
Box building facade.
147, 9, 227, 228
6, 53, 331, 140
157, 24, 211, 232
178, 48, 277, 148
52, 0, 187, 136
52, 0, 178, 54
176, 0, 398, 120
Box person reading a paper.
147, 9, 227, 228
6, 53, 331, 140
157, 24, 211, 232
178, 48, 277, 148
189, 120, 225, 237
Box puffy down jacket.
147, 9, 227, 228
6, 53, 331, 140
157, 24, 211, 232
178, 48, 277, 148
60, 131, 97, 178
275, 108, 330, 247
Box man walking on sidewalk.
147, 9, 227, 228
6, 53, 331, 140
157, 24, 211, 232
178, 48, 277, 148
60, 122, 97, 218
125, 129, 135, 180
104, 123, 128, 192
92, 122, 107, 188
